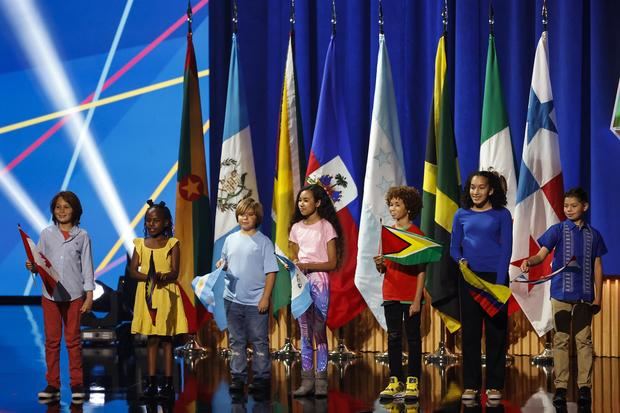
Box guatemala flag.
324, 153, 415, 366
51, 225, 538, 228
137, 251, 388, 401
275, 254, 312, 319
510, 31, 565, 337
306, 34, 366, 330
213, 33, 259, 270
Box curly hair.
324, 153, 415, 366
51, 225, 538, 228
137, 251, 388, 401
564, 187, 588, 204
143, 199, 174, 238
50, 191, 83, 226
384, 186, 423, 220
461, 170, 507, 209
290, 184, 344, 267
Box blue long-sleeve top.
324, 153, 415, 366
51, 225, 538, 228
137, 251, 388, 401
450, 207, 513, 285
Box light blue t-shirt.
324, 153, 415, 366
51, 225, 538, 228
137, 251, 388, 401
221, 230, 279, 305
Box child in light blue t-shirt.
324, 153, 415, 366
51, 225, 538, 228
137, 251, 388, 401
216, 198, 278, 395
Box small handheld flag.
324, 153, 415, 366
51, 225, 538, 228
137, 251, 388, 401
275, 254, 312, 319
145, 251, 157, 325
18, 226, 61, 296
381, 225, 443, 266
460, 262, 511, 318
192, 268, 227, 331
512, 257, 579, 285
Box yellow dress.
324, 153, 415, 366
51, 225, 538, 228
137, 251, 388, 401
130, 237, 188, 336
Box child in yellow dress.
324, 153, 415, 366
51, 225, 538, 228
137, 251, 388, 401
130, 200, 187, 401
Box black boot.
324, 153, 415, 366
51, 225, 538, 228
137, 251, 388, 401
158, 376, 175, 401
142, 376, 158, 400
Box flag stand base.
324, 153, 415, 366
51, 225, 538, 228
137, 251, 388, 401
272, 337, 300, 361
328, 337, 361, 361
530, 340, 553, 366
424, 341, 458, 366
481, 353, 514, 367
174, 335, 208, 360
374, 351, 408, 364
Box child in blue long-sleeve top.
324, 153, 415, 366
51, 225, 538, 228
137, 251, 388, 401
450, 171, 512, 405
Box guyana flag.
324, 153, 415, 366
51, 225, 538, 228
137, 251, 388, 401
381, 225, 443, 266
271, 29, 305, 318
175, 25, 212, 333
420, 34, 461, 333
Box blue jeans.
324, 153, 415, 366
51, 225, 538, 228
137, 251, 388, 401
224, 300, 271, 381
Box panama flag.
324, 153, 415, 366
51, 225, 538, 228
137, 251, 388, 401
354, 33, 406, 330
175, 25, 213, 333
213, 33, 259, 269
271, 29, 305, 318
306, 34, 366, 330
510, 31, 565, 337
479, 33, 517, 214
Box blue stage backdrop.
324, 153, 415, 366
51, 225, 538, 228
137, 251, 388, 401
1, 1, 618, 298
0, 1, 210, 296
208, 0, 620, 276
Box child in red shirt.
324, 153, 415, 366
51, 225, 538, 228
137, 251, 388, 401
374, 186, 425, 402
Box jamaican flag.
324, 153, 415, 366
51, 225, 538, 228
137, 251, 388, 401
175, 24, 212, 333
420, 34, 461, 333
381, 225, 443, 266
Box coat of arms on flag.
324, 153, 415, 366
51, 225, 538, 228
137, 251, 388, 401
306, 156, 357, 211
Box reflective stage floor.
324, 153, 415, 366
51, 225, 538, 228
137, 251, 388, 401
1, 305, 618, 412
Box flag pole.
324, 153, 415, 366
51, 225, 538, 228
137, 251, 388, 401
424, 0, 458, 368
174, 1, 210, 362
272, 0, 301, 363
530, 0, 554, 367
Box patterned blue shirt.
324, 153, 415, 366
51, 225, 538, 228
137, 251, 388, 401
538, 220, 607, 302
38, 225, 95, 301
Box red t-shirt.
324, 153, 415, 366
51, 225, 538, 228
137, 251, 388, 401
382, 223, 425, 302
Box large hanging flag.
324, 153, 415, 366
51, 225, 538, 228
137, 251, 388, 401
354, 33, 406, 330
509, 31, 564, 337
480, 33, 517, 214
271, 30, 305, 318
306, 34, 365, 330
213, 33, 258, 269
420, 34, 461, 333
382, 226, 443, 267
175, 22, 213, 334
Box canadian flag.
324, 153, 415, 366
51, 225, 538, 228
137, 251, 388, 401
19, 226, 60, 296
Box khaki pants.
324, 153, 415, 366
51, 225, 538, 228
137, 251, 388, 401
551, 298, 593, 389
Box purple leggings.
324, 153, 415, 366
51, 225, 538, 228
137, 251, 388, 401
298, 271, 329, 372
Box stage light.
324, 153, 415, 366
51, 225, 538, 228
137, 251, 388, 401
0, 158, 47, 233
0, 0, 136, 254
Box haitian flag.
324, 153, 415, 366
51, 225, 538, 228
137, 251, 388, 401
306, 35, 365, 330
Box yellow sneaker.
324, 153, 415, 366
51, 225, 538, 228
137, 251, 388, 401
380, 376, 405, 399
404, 376, 419, 401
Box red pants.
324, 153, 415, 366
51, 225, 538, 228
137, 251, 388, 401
42, 297, 84, 387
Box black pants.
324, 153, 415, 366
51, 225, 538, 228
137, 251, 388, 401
459, 272, 507, 390
384, 302, 422, 382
